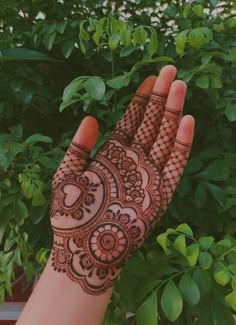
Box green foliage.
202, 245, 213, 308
0, 0, 236, 323
106, 223, 236, 323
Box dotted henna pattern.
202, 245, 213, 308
50, 92, 191, 295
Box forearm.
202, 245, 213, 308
17, 254, 113, 325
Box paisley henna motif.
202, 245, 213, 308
50, 91, 191, 295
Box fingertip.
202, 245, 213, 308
136, 75, 157, 96
153, 65, 177, 94
177, 115, 195, 143
165, 80, 187, 110
160, 64, 177, 75
73, 116, 99, 151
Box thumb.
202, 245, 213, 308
68, 116, 99, 172
73, 116, 99, 151
53, 116, 99, 187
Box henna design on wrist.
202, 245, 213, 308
50, 91, 192, 295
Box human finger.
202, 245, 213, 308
52, 116, 99, 187
149, 80, 186, 169
110, 76, 157, 144
132, 65, 177, 152
160, 115, 195, 213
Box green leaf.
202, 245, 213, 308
183, 4, 191, 18
198, 252, 213, 270
192, 4, 204, 18
161, 280, 183, 321
84, 77, 106, 100
62, 77, 86, 102
0, 153, 7, 169
4, 237, 17, 252
25, 134, 53, 144
136, 291, 158, 325
200, 27, 213, 42
193, 269, 211, 296
11, 79, 24, 92
199, 236, 214, 250
225, 291, 236, 311
36, 248, 48, 266
186, 243, 199, 266
211, 301, 234, 325
204, 183, 226, 207
120, 45, 136, 57
173, 235, 187, 256
0, 48, 59, 62
79, 20, 90, 41
134, 278, 161, 304
30, 203, 48, 224
196, 75, 209, 88
189, 29, 206, 48
59, 97, 81, 112
225, 104, 236, 122
21, 85, 34, 104
80, 39, 86, 54
108, 34, 120, 50
120, 28, 132, 46
56, 21, 67, 34
214, 269, 231, 286
106, 74, 131, 89
14, 199, 28, 220
175, 30, 188, 55
43, 32, 56, 51
194, 183, 207, 208
62, 40, 75, 58
156, 233, 170, 254
133, 26, 148, 44
179, 273, 200, 305
21, 180, 34, 199
0, 209, 13, 243
229, 265, 236, 275
210, 75, 223, 88
147, 30, 158, 56
176, 223, 193, 237
196, 159, 229, 181
32, 190, 46, 207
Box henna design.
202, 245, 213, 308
149, 107, 182, 170
111, 93, 149, 144
132, 92, 167, 152
52, 142, 89, 189
50, 89, 191, 295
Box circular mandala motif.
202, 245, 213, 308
89, 223, 129, 265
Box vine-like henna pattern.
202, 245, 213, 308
50, 93, 191, 295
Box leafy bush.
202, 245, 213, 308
0, 0, 236, 323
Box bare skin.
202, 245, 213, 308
17, 65, 194, 325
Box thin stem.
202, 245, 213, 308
111, 49, 117, 109
111, 49, 115, 78
156, 266, 200, 293
218, 244, 236, 260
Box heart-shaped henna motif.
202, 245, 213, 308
62, 184, 82, 207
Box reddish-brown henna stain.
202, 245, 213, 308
50, 93, 191, 295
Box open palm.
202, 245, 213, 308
50, 65, 194, 295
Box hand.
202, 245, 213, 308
50, 65, 194, 295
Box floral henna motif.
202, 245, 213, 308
50, 137, 164, 295
51, 176, 99, 221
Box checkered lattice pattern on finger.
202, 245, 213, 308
52, 142, 89, 188
132, 92, 167, 152
149, 107, 182, 170
161, 139, 191, 213
111, 93, 149, 144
